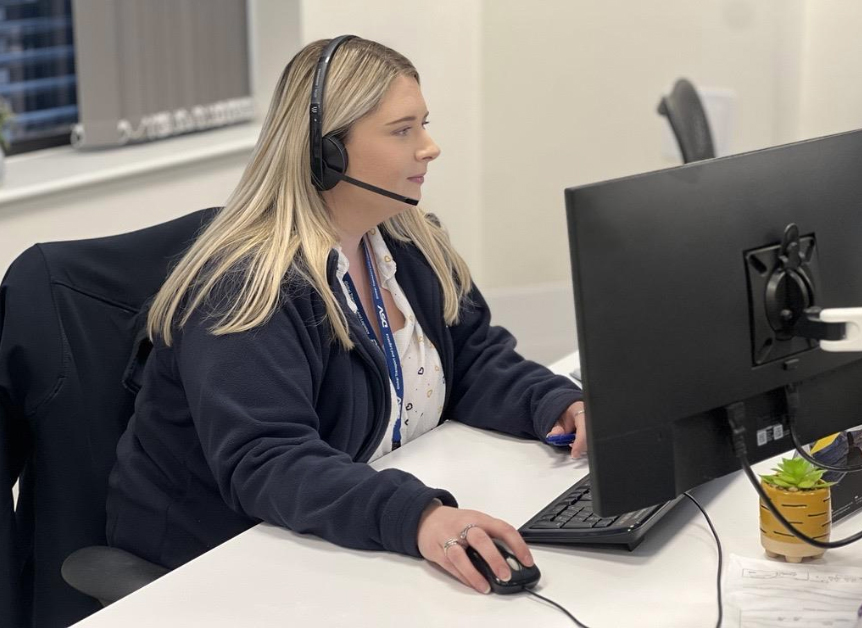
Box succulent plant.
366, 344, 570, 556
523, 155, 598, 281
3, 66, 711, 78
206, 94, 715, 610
0, 97, 15, 153
760, 457, 835, 491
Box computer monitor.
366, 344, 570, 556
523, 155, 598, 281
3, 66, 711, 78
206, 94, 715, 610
566, 129, 862, 518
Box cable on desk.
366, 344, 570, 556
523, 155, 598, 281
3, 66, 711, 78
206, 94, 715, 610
683, 492, 723, 628
726, 400, 862, 549
523, 495, 725, 628
525, 588, 590, 627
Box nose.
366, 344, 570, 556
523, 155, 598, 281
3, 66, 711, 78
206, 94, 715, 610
417, 129, 441, 162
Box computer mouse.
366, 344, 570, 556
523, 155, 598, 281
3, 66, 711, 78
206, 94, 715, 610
465, 540, 541, 594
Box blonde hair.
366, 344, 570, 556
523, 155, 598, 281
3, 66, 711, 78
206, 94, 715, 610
148, 37, 472, 349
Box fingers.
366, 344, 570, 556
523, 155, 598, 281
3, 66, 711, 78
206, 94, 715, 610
548, 401, 588, 458
546, 422, 566, 436
565, 401, 587, 458
437, 552, 476, 591
444, 543, 493, 594
479, 518, 535, 568
571, 432, 587, 458
465, 527, 511, 582
571, 410, 588, 458
547, 401, 581, 438
559, 403, 579, 433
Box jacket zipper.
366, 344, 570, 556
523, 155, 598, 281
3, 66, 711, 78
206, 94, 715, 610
353, 333, 391, 463
326, 254, 391, 463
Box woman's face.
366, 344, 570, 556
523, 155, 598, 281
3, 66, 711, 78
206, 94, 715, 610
341, 75, 440, 207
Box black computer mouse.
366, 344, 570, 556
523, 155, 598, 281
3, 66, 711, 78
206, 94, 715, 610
465, 540, 541, 594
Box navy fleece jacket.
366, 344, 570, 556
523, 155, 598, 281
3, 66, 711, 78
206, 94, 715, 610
106, 232, 582, 568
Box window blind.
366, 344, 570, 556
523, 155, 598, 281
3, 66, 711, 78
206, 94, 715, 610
70, 0, 252, 149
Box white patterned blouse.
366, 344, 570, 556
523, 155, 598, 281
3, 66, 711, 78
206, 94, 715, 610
334, 227, 447, 462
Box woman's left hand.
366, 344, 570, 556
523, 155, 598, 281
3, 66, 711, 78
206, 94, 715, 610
547, 401, 587, 458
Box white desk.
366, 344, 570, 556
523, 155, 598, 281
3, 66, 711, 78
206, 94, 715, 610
73, 353, 862, 627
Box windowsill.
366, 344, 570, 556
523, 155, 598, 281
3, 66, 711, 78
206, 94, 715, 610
0, 122, 262, 209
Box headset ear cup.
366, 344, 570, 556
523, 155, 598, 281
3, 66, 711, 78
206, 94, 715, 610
320, 135, 348, 191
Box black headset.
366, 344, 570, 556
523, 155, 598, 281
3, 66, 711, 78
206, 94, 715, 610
308, 35, 419, 206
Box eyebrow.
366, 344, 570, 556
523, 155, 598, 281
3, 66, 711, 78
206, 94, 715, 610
385, 112, 429, 126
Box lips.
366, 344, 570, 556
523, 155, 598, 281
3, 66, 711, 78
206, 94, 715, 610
408, 175, 425, 184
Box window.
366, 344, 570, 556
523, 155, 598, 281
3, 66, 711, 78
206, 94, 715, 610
0, 0, 77, 156
0, 0, 252, 156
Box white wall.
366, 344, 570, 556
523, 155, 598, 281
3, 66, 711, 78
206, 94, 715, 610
797, 0, 862, 140
0, 154, 246, 268
480, 0, 800, 288
248, 0, 302, 122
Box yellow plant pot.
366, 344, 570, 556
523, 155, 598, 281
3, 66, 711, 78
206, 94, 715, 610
759, 480, 831, 563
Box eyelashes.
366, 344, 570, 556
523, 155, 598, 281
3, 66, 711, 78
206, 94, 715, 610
394, 121, 430, 136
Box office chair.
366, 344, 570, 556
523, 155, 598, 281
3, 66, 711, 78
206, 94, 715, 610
657, 78, 716, 163
0, 207, 218, 627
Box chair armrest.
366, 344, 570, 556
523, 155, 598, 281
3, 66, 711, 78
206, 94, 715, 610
62, 546, 170, 606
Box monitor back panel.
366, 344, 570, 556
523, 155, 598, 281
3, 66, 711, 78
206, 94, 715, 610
566, 129, 862, 515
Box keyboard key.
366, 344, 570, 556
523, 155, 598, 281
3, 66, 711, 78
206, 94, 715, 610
530, 520, 566, 529
562, 520, 596, 529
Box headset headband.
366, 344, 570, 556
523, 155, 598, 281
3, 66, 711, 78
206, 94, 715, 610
310, 35, 356, 188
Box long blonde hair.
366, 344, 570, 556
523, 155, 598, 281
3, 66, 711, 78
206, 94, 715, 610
148, 37, 472, 349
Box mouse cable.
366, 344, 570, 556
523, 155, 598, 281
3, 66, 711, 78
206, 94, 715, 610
524, 494, 723, 628
683, 492, 723, 628
524, 588, 590, 627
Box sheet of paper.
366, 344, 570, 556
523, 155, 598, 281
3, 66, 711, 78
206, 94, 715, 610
724, 554, 862, 627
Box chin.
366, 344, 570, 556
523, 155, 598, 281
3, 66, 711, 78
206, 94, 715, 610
381, 198, 414, 222
388, 200, 415, 216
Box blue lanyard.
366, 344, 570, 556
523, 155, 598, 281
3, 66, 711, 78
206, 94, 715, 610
342, 238, 404, 449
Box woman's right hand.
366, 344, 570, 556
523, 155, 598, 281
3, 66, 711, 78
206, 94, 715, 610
416, 500, 535, 594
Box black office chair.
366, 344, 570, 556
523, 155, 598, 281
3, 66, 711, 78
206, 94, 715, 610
0, 207, 218, 627
657, 78, 716, 163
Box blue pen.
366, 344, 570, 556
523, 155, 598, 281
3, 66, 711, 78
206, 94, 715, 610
545, 433, 576, 447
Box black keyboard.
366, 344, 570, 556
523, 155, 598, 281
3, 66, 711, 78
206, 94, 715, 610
518, 474, 682, 551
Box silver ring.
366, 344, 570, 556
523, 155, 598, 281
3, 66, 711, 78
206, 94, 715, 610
442, 538, 462, 556
574, 409, 585, 416
459, 523, 479, 542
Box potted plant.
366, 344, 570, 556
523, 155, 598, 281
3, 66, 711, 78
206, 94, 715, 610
760, 457, 834, 563
0, 96, 15, 183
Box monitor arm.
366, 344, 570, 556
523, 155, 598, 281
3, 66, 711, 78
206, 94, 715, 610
768, 223, 862, 352
806, 307, 862, 352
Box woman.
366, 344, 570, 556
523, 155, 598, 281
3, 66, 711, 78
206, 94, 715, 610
106, 36, 585, 595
